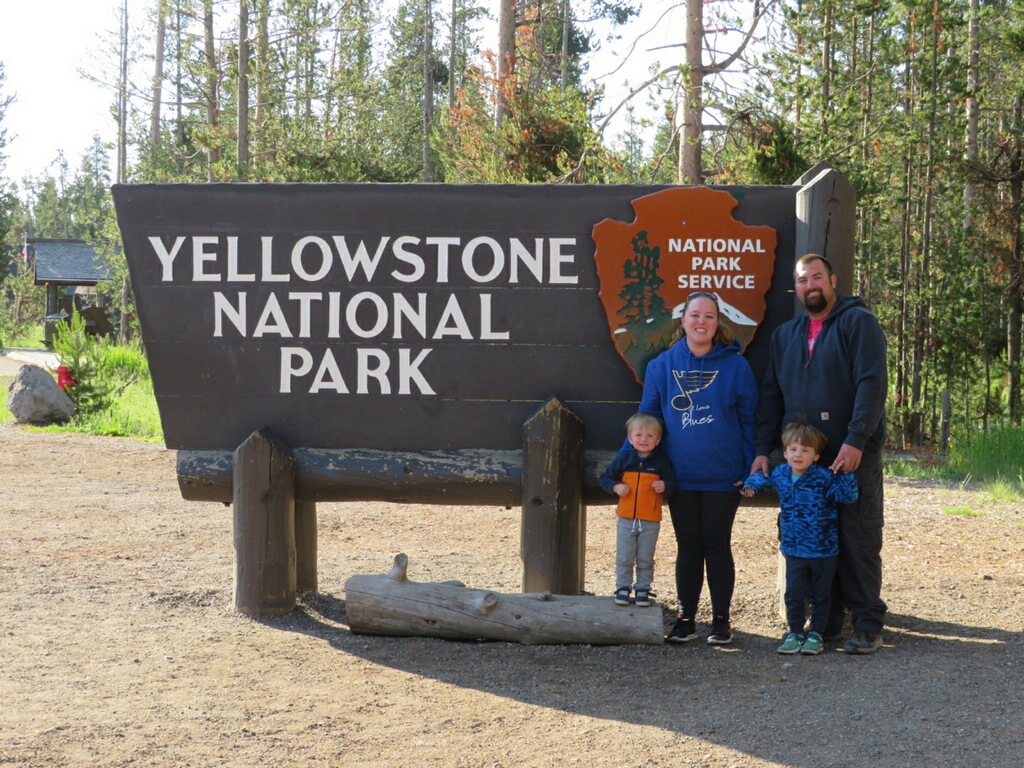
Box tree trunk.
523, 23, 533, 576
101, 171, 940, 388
495, 0, 515, 128
422, 0, 435, 181
897, 155, 912, 446
237, 0, 250, 178
964, 0, 979, 228
174, 0, 184, 173
150, 0, 166, 164
255, 0, 269, 164
449, 0, 457, 108
1009, 96, 1023, 423
910, 11, 941, 446
118, 277, 131, 345
678, 0, 703, 184
117, 0, 129, 184
560, 0, 570, 89
203, 0, 220, 179
821, 0, 832, 137
345, 554, 664, 645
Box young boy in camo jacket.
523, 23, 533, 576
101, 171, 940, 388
741, 421, 859, 655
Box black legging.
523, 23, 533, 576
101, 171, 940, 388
668, 490, 740, 620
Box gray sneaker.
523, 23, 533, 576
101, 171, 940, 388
843, 631, 882, 654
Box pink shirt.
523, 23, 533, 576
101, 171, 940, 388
808, 317, 824, 356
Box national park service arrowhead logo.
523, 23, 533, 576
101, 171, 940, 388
592, 187, 777, 383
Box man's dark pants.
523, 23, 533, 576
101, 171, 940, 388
829, 448, 887, 634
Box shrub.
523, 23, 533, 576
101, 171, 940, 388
52, 311, 111, 415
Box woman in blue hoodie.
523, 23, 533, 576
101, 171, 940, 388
638, 291, 758, 645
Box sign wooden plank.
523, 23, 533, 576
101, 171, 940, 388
112, 183, 797, 456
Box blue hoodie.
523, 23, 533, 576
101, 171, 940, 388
638, 339, 758, 492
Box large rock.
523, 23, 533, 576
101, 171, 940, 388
6, 364, 76, 424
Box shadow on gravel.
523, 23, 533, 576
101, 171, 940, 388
258, 594, 1024, 767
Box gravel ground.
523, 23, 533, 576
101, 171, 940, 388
1, 424, 1022, 767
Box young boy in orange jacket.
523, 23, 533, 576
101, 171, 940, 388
600, 413, 677, 607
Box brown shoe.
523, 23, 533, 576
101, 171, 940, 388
843, 631, 882, 654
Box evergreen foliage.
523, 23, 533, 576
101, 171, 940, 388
3, 0, 1024, 457
52, 310, 111, 416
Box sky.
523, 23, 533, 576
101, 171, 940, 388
0, 0, 123, 182
0, 0, 684, 184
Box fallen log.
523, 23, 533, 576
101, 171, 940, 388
344, 554, 665, 646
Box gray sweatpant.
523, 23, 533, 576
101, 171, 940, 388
616, 517, 660, 591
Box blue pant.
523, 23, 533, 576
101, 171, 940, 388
616, 517, 660, 591
785, 553, 839, 635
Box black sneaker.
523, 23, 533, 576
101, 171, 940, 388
667, 616, 697, 643
843, 631, 882, 655
614, 587, 631, 606
707, 615, 733, 645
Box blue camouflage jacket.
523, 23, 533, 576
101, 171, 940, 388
743, 463, 859, 558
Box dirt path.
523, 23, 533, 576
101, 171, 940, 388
1, 424, 1022, 767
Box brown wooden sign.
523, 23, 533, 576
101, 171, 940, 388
113, 170, 856, 611
112, 183, 796, 456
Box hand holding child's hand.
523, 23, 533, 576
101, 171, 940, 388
613, 483, 630, 497
830, 444, 862, 473
651, 480, 665, 493
739, 487, 754, 498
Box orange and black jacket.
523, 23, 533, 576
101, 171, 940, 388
599, 446, 677, 522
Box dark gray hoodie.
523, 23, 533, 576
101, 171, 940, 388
755, 294, 888, 465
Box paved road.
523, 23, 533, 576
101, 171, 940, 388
0, 348, 59, 377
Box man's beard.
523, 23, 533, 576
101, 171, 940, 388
802, 289, 828, 314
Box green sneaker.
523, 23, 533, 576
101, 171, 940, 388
776, 632, 804, 655
800, 631, 824, 655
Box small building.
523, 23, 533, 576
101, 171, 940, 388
31, 238, 113, 345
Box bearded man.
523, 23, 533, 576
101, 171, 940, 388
750, 253, 889, 655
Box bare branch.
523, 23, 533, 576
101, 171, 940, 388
705, 0, 778, 76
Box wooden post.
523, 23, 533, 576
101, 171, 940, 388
776, 550, 787, 623
296, 501, 317, 592
795, 163, 857, 295
233, 427, 297, 614
520, 397, 586, 594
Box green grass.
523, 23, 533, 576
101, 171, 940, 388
942, 504, 984, 517
885, 425, 1024, 500
1, 341, 163, 441
59, 376, 163, 440
5, 322, 46, 348
5, 376, 162, 441
884, 455, 954, 481
981, 478, 1021, 503
0, 373, 14, 424
949, 425, 1024, 498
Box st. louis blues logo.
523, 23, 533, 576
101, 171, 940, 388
671, 369, 718, 411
